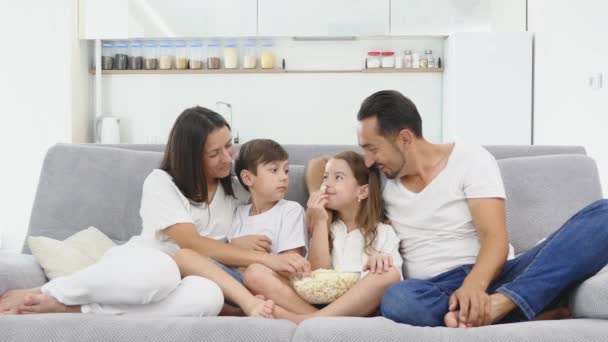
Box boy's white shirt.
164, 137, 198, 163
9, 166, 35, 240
229, 199, 308, 254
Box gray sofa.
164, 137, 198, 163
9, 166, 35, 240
1, 143, 607, 342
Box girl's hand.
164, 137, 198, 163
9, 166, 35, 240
362, 254, 394, 274
306, 189, 330, 230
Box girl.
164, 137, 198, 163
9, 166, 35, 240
243, 151, 403, 323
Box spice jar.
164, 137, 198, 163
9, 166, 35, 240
242, 40, 257, 69
189, 41, 204, 69
128, 41, 143, 70
159, 41, 175, 70
403, 50, 413, 68
143, 41, 158, 70
223, 41, 239, 69
425, 49, 435, 68
412, 52, 421, 68
260, 41, 275, 69
420, 52, 428, 68
207, 41, 221, 69
381, 51, 395, 68
175, 41, 189, 69
366, 52, 381, 68
114, 41, 129, 70
101, 42, 114, 70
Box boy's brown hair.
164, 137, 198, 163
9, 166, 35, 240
235, 139, 289, 191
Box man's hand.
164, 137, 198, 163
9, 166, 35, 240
448, 282, 491, 327
262, 253, 311, 277
362, 254, 394, 274
230, 235, 272, 253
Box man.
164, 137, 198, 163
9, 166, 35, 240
307, 90, 608, 328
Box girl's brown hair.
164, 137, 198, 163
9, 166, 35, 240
331, 151, 384, 255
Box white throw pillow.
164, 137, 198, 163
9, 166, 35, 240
28, 226, 116, 279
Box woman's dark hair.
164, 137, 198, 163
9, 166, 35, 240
160, 106, 235, 203
357, 90, 423, 138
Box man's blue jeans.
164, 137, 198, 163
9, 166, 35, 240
380, 199, 608, 326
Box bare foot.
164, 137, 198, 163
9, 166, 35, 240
0, 288, 42, 315
444, 294, 516, 328
241, 296, 275, 318
444, 311, 469, 328
18, 294, 79, 314
535, 308, 572, 321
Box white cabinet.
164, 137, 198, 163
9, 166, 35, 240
258, 0, 389, 37
390, 0, 491, 36
79, 0, 129, 39
128, 0, 257, 38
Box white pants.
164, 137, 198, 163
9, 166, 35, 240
41, 244, 224, 317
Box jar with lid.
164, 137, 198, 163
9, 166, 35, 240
242, 40, 257, 69
207, 41, 221, 69
260, 41, 275, 69
189, 41, 204, 69
114, 41, 129, 70
425, 49, 435, 68
223, 41, 239, 69
128, 41, 143, 70
175, 41, 189, 69
366, 51, 381, 68
412, 52, 421, 68
403, 50, 413, 68
143, 41, 158, 70
381, 51, 395, 68
420, 52, 428, 68
101, 42, 114, 70
159, 41, 175, 69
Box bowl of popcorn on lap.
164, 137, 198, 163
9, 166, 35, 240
290, 268, 360, 304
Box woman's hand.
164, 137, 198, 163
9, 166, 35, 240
362, 254, 394, 274
230, 235, 272, 253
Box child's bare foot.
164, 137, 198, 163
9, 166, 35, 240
0, 288, 42, 315
241, 296, 274, 318
18, 294, 79, 314
535, 308, 572, 321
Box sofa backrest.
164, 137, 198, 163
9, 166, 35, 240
24, 143, 601, 257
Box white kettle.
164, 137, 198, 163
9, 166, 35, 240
96, 117, 121, 144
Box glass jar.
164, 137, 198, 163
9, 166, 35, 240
412, 52, 421, 68
403, 50, 413, 68
114, 41, 129, 70
366, 51, 381, 68
260, 41, 275, 69
175, 41, 189, 69
425, 49, 435, 68
207, 41, 221, 69
159, 41, 175, 70
143, 41, 158, 70
223, 41, 239, 69
189, 41, 204, 69
242, 40, 257, 69
381, 51, 395, 68
128, 41, 143, 70
101, 42, 114, 70
420, 53, 428, 68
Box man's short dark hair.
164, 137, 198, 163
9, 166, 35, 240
235, 139, 289, 191
357, 90, 423, 138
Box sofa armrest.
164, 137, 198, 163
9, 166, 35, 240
0, 252, 47, 293
570, 266, 608, 319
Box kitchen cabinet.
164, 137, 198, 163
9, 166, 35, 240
79, 0, 129, 39
258, 0, 389, 37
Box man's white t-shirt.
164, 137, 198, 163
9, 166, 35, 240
383, 142, 514, 280
129, 169, 249, 256
228, 199, 307, 254
330, 220, 403, 278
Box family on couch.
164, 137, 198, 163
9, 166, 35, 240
1, 90, 607, 329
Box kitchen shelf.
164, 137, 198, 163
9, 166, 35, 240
89, 68, 444, 75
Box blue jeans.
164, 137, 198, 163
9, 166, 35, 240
209, 259, 244, 284
380, 199, 608, 326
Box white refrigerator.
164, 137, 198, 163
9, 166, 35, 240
442, 32, 533, 145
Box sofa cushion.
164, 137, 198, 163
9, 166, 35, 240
497, 154, 603, 254
570, 266, 608, 319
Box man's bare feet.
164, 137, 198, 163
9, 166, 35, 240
241, 296, 275, 318
18, 294, 79, 314
0, 288, 42, 315
444, 293, 516, 328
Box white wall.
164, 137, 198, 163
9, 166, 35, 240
99, 38, 445, 145
0, 0, 83, 251
529, 0, 608, 195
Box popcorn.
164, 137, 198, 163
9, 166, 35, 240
320, 184, 327, 193
291, 269, 359, 304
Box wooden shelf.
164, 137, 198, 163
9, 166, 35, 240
89, 68, 444, 75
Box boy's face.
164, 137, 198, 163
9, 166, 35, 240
247, 160, 289, 202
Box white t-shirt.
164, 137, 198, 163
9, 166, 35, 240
228, 199, 307, 254
383, 142, 514, 280
129, 169, 249, 256
330, 220, 403, 278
